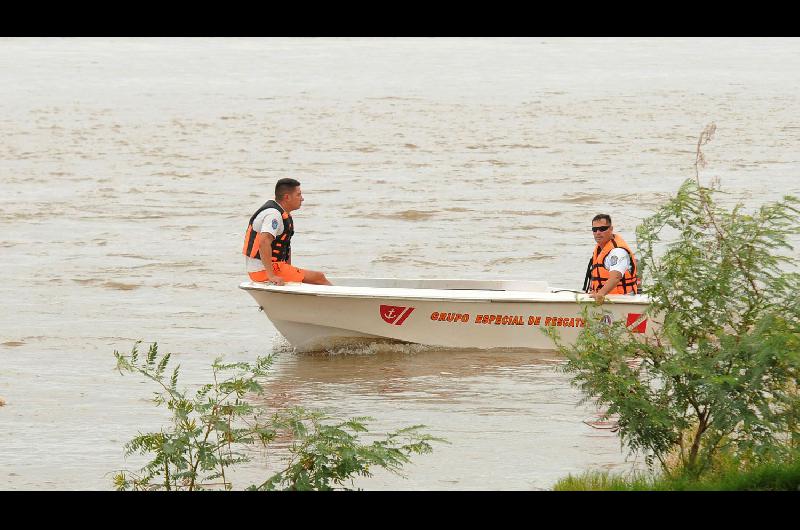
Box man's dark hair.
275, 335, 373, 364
592, 214, 612, 225
275, 178, 300, 200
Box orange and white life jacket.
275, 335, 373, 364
242, 200, 294, 263
583, 234, 639, 295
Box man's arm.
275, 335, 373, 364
588, 271, 621, 304
257, 232, 285, 285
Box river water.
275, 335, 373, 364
1, 37, 799, 490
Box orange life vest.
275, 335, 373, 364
242, 200, 294, 263
583, 234, 639, 295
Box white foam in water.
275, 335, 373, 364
270, 333, 295, 354
314, 339, 447, 356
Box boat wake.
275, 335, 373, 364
298, 338, 448, 357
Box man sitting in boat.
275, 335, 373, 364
243, 178, 332, 286
583, 214, 639, 304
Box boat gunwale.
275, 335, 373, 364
238, 281, 649, 305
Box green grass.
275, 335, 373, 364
553, 457, 800, 491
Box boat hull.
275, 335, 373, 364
240, 278, 654, 352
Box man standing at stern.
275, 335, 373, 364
583, 214, 639, 304
243, 178, 332, 286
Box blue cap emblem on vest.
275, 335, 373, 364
609, 255, 618, 266
272, 219, 279, 230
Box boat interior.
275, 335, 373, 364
327, 277, 552, 292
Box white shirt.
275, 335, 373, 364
246, 207, 285, 273
604, 247, 632, 276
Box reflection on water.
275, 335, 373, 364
249, 347, 633, 490
1, 37, 799, 490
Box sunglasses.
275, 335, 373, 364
591, 225, 611, 233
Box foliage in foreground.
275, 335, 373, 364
553, 449, 800, 491
252, 409, 439, 491
549, 124, 800, 478
113, 342, 442, 491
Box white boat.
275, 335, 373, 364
240, 277, 654, 352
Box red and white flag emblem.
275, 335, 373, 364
380, 305, 415, 326
626, 313, 648, 333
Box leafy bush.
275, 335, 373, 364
113, 342, 442, 491
550, 124, 800, 478
253, 409, 439, 491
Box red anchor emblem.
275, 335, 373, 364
380, 305, 415, 326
